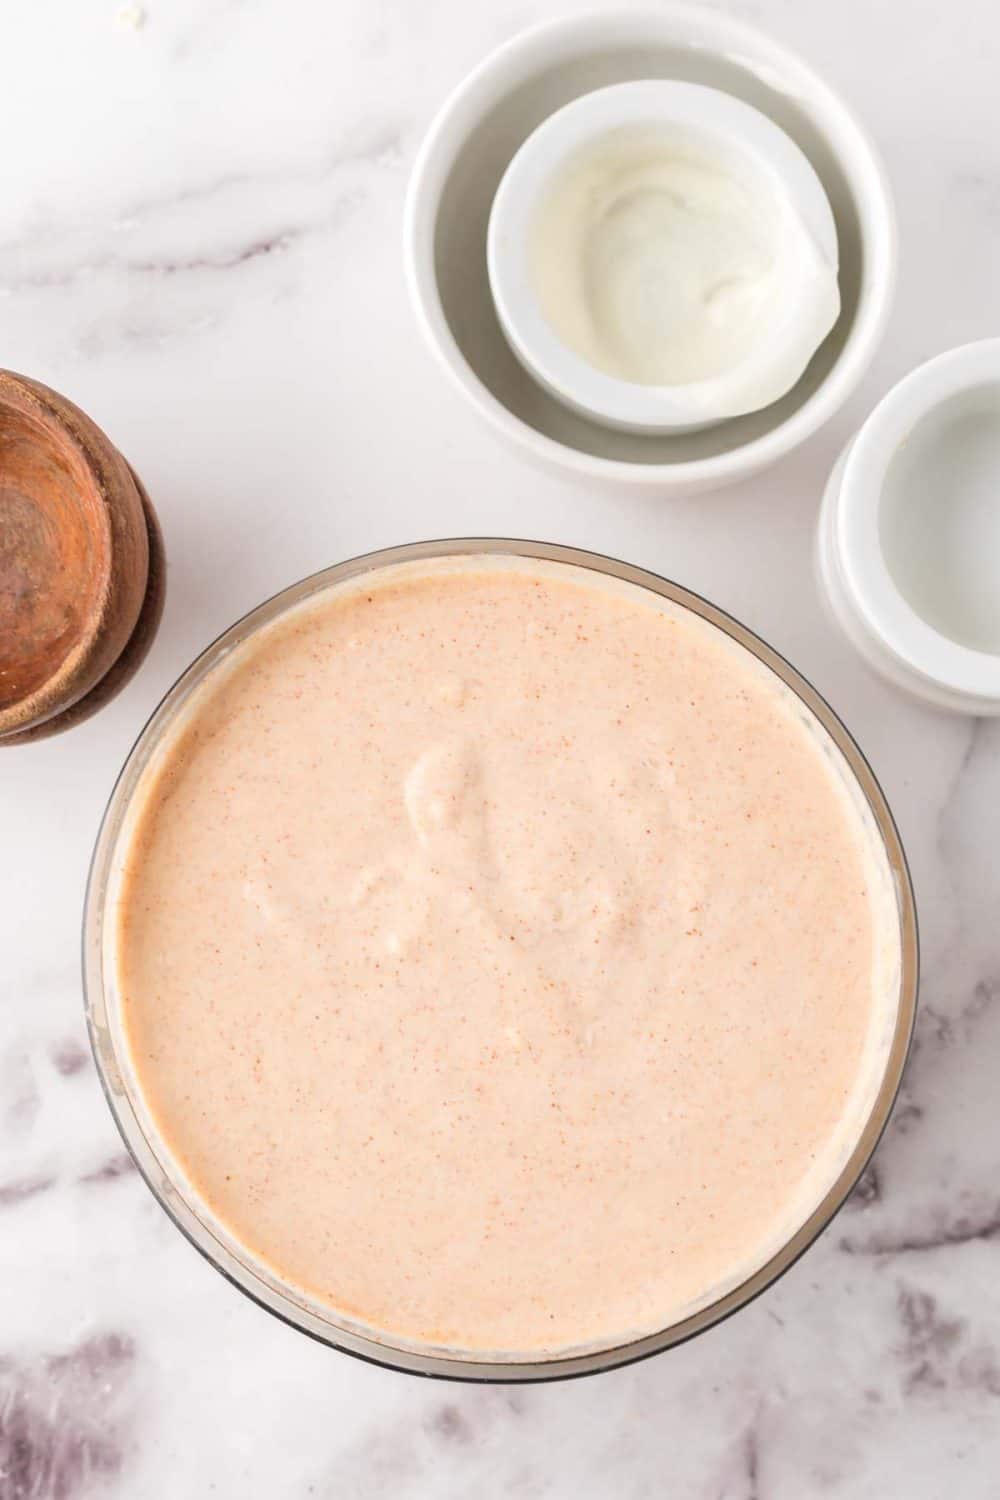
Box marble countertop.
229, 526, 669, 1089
3, 0, 1000, 1494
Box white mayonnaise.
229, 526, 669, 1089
528, 123, 840, 417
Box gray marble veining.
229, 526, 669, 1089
3, 0, 1000, 1494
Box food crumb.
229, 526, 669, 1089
115, 3, 147, 30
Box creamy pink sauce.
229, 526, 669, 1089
114, 556, 898, 1358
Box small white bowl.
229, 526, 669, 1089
818, 340, 1000, 714
487, 80, 840, 436
404, 6, 897, 496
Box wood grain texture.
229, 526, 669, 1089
0, 372, 155, 740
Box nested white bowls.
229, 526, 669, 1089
404, 7, 897, 496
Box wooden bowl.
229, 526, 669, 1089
0, 372, 164, 744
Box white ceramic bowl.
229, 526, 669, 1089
404, 6, 897, 496
818, 340, 1000, 714
487, 80, 840, 435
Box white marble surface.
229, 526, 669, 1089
2, 0, 1000, 1494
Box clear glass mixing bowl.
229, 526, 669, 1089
83, 539, 918, 1381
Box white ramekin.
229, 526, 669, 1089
487, 80, 840, 436
404, 7, 897, 496
817, 340, 1000, 714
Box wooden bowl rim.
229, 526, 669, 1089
0, 371, 147, 737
